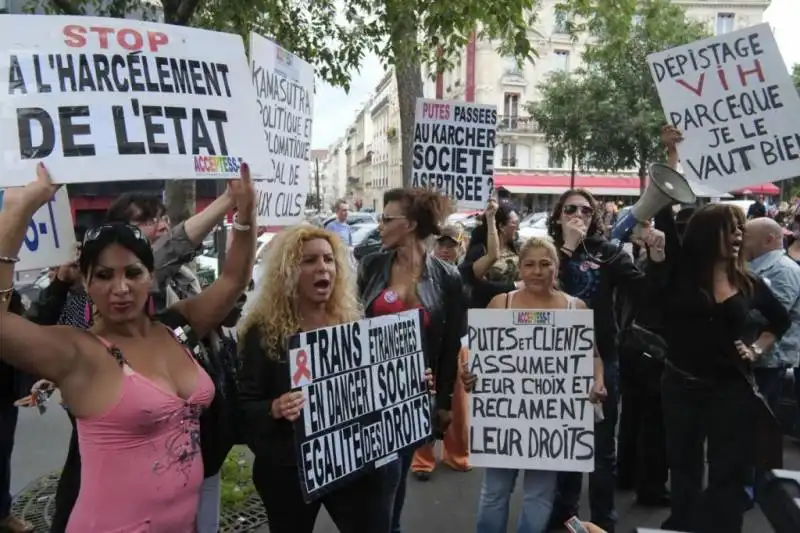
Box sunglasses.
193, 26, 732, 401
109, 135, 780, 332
380, 214, 405, 224
563, 204, 594, 217
83, 223, 149, 246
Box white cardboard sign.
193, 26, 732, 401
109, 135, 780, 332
647, 23, 800, 192
412, 98, 496, 209
0, 15, 269, 187
249, 33, 314, 226
467, 308, 596, 472
0, 186, 76, 271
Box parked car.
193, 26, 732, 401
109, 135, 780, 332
16, 270, 51, 312
518, 216, 550, 241
352, 223, 382, 263
322, 212, 377, 228
196, 231, 278, 289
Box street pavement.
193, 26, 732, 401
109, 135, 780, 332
10, 397, 800, 532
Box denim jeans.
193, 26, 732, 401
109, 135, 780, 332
196, 473, 221, 533
551, 359, 619, 532
476, 468, 557, 533
0, 404, 18, 518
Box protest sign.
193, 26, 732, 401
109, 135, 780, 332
0, 15, 269, 187
648, 23, 800, 192
467, 308, 595, 471
249, 33, 314, 226
0, 186, 76, 271
412, 98, 496, 209
289, 309, 430, 501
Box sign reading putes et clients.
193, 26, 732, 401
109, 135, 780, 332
0, 15, 269, 187
647, 23, 800, 193
467, 308, 596, 472
249, 33, 314, 226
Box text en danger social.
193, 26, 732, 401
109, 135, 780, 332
291, 311, 431, 499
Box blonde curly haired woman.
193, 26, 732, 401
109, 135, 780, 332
237, 224, 401, 533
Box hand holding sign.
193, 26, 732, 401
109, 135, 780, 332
228, 162, 256, 221
271, 391, 304, 421
1, 163, 60, 215
660, 124, 684, 152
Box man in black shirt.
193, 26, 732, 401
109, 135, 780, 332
747, 196, 767, 219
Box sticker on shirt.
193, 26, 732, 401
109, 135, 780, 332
384, 290, 399, 304
579, 261, 600, 272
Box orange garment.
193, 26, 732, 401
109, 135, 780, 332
412, 346, 470, 473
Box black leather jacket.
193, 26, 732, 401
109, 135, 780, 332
358, 250, 464, 410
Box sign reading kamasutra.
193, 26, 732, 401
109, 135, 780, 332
288, 310, 430, 502
467, 309, 596, 472
412, 98, 496, 209
249, 33, 314, 226
647, 23, 800, 192
0, 15, 268, 187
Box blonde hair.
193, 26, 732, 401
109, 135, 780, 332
238, 225, 362, 357
519, 236, 559, 268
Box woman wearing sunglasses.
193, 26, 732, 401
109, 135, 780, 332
0, 163, 256, 533
546, 187, 665, 532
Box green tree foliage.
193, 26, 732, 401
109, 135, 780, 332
792, 63, 800, 89
549, 0, 709, 189
529, 71, 594, 183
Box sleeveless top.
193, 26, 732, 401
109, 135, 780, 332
371, 289, 432, 327
505, 291, 578, 309
67, 329, 215, 533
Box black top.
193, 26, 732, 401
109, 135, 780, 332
648, 221, 791, 380
238, 326, 296, 466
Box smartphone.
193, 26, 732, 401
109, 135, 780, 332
565, 516, 590, 533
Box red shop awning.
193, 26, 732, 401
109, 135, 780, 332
732, 183, 780, 196
494, 174, 642, 197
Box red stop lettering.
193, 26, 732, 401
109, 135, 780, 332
63, 25, 169, 52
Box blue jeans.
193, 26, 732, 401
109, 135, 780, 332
551, 359, 619, 532
196, 473, 221, 533
476, 468, 557, 533
0, 404, 17, 518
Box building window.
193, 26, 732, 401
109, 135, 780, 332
548, 150, 564, 169
716, 13, 734, 35
553, 50, 570, 72
503, 93, 520, 118
554, 11, 568, 34
502, 144, 518, 167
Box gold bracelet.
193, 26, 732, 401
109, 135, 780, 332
0, 286, 12, 306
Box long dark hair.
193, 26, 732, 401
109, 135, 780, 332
681, 203, 754, 296
547, 189, 606, 247
79, 224, 155, 279
470, 202, 519, 251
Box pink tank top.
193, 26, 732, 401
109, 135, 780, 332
66, 330, 215, 533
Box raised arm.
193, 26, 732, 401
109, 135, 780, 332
0, 164, 82, 381
173, 164, 256, 339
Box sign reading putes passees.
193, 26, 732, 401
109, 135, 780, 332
0, 186, 76, 271
412, 98, 497, 210
0, 15, 269, 187
249, 33, 314, 226
647, 23, 800, 192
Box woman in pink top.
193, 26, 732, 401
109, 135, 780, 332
0, 163, 257, 532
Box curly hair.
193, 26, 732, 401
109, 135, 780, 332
237, 225, 362, 358
383, 188, 448, 240
547, 189, 606, 247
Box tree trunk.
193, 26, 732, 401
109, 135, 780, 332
390, 17, 424, 189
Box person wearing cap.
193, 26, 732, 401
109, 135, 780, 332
410, 225, 470, 479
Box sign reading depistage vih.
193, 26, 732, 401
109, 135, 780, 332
288, 310, 430, 502
249, 33, 314, 226
0, 186, 76, 271
647, 23, 800, 192
412, 98, 496, 209
0, 15, 268, 187
467, 308, 596, 472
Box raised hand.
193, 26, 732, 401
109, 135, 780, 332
1, 162, 60, 215
227, 163, 256, 221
